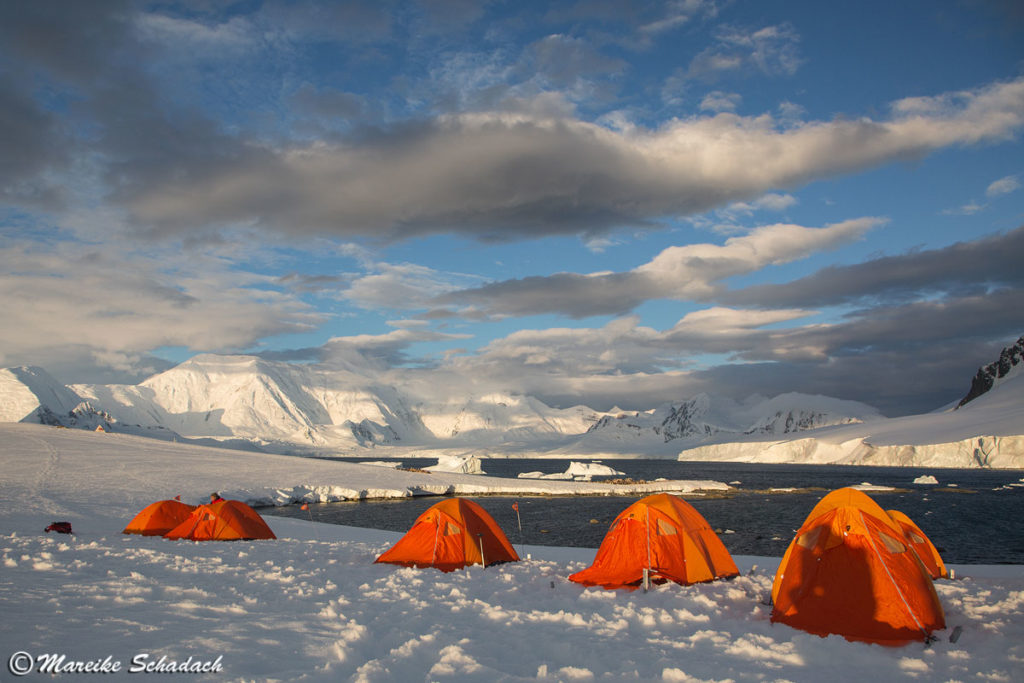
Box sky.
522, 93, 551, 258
1, 0, 1023, 417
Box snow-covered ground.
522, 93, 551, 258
673, 367, 1024, 468
2, 423, 1023, 681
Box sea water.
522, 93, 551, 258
261, 459, 1024, 564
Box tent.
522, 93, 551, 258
163, 500, 276, 541
771, 488, 945, 645
887, 509, 948, 579
375, 498, 519, 572
569, 493, 739, 590
123, 499, 195, 536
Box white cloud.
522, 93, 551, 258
700, 91, 741, 112
687, 23, 802, 80
441, 218, 883, 319
0, 239, 323, 380
986, 174, 1020, 197
705, 192, 799, 229
136, 13, 257, 54
942, 201, 986, 215
635, 218, 881, 299
344, 263, 475, 311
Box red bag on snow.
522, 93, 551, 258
45, 522, 73, 534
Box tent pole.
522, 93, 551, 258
645, 508, 653, 588
478, 533, 486, 568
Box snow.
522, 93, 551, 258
0, 366, 85, 422
914, 475, 940, 485
424, 454, 487, 474
850, 482, 897, 492
2, 422, 1024, 681
675, 368, 1024, 467
5, 352, 1024, 468
517, 461, 625, 481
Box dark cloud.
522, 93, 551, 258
290, 85, 369, 122
439, 271, 650, 318
0, 1, 134, 204
714, 290, 1024, 415
2, 1, 1022, 247
0, 0, 133, 86
430, 286, 1024, 416
120, 77, 1024, 242
440, 219, 878, 319
0, 76, 68, 205
722, 225, 1024, 308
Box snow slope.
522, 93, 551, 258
0, 366, 85, 423
677, 364, 1024, 467
957, 334, 1024, 407
1, 422, 1022, 682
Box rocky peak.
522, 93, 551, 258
957, 335, 1024, 409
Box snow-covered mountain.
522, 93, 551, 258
418, 393, 604, 444
673, 340, 1024, 468
1, 336, 1022, 467
957, 335, 1024, 408
0, 366, 82, 424
583, 392, 880, 444
0, 353, 878, 454
0, 354, 604, 452
0, 366, 179, 438
70, 354, 432, 450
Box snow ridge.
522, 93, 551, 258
957, 335, 1024, 408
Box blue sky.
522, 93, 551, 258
1, 0, 1022, 415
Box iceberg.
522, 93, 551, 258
517, 461, 624, 481
423, 454, 486, 474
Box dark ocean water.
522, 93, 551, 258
261, 459, 1024, 564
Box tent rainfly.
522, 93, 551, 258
771, 488, 945, 645
887, 509, 949, 579
375, 498, 519, 572
569, 493, 739, 590
123, 499, 195, 536
163, 500, 276, 541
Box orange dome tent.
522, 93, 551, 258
164, 500, 276, 541
123, 499, 195, 536
771, 488, 945, 645
375, 498, 519, 572
569, 493, 739, 590
887, 509, 948, 579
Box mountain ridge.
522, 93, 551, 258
1, 337, 1021, 466
1, 353, 879, 455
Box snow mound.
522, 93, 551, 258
852, 482, 896, 492
423, 454, 486, 474
914, 475, 939, 485
517, 461, 625, 481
